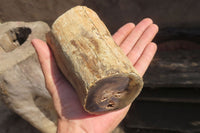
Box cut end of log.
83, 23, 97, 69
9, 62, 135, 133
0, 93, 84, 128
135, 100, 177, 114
85, 74, 143, 114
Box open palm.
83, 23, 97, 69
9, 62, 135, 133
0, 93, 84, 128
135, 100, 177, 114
32, 18, 158, 133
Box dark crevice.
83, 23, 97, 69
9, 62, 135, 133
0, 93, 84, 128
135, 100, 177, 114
107, 102, 115, 108
10, 27, 32, 45
0, 27, 32, 52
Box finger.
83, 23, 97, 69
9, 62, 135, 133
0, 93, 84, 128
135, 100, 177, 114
128, 24, 158, 64
120, 18, 153, 55
134, 42, 157, 77
31, 39, 61, 95
112, 23, 135, 45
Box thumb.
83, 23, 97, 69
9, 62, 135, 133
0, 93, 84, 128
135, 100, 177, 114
31, 39, 61, 95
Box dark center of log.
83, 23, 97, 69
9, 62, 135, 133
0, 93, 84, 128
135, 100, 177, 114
86, 75, 131, 113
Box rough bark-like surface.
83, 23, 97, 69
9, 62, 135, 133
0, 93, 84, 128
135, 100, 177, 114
0, 21, 57, 133
47, 6, 143, 114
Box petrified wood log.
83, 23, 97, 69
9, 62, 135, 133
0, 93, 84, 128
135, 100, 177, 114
46, 6, 143, 114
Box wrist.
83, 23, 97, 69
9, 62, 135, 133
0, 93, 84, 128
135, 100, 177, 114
57, 119, 87, 133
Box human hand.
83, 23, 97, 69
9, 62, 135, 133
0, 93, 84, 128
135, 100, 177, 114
32, 18, 158, 133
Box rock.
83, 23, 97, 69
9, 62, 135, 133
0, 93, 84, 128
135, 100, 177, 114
0, 21, 57, 133
0, 47, 4, 54
0, 100, 39, 133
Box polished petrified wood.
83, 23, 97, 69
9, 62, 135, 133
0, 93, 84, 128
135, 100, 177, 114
46, 6, 143, 114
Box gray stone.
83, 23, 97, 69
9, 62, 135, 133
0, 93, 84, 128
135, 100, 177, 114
0, 21, 57, 133
0, 100, 39, 133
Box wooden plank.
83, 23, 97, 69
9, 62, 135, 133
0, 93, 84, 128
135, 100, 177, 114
138, 87, 200, 103
124, 100, 200, 132
144, 48, 200, 88
124, 127, 183, 133
144, 28, 200, 88
155, 28, 200, 44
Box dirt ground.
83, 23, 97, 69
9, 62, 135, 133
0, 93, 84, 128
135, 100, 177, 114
0, 0, 200, 32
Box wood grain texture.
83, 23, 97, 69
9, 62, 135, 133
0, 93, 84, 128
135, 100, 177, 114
144, 47, 200, 88
47, 6, 143, 114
